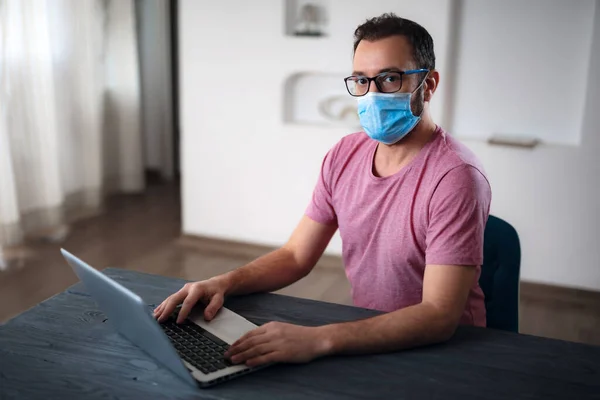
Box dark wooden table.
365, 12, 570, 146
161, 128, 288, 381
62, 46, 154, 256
1, 268, 599, 399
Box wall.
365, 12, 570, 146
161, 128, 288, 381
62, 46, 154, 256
137, 0, 162, 170
462, 1, 600, 290
180, 0, 600, 291
453, 0, 595, 145
136, 0, 173, 177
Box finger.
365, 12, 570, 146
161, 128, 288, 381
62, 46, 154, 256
157, 294, 183, 322
156, 299, 174, 322
230, 325, 268, 348
154, 304, 167, 320
204, 293, 224, 321
154, 302, 165, 314
177, 286, 204, 323
226, 333, 269, 358
157, 289, 187, 322
230, 343, 273, 365
245, 351, 283, 367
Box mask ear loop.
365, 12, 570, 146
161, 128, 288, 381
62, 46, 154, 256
410, 71, 430, 117
411, 71, 430, 95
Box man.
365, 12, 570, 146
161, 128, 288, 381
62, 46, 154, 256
154, 13, 491, 367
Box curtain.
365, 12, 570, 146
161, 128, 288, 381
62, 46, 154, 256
0, 0, 170, 250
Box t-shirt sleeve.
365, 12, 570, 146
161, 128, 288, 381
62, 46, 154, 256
425, 165, 491, 266
305, 148, 338, 226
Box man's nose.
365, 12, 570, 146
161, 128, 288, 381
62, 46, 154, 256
368, 80, 380, 93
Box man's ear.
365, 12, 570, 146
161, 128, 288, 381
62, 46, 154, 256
424, 70, 440, 102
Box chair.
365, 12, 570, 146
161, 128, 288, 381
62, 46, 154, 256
479, 215, 521, 332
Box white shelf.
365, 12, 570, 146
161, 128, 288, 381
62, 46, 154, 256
283, 72, 361, 129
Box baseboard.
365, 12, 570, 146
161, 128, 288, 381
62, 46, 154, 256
520, 281, 600, 308
178, 234, 600, 304
178, 235, 343, 270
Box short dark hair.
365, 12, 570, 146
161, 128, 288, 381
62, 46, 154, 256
353, 13, 435, 71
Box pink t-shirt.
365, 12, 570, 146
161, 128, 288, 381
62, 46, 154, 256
305, 126, 491, 326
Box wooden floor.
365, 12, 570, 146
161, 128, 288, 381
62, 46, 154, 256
1, 181, 599, 346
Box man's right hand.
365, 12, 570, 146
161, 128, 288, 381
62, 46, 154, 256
153, 277, 229, 323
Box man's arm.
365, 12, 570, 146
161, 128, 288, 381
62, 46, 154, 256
226, 263, 477, 366
155, 215, 337, 322
222, 216, 338, 296
320, 263, 476, 354
314, 166, 489, 355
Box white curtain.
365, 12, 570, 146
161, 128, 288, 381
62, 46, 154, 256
0, 0, 170, 249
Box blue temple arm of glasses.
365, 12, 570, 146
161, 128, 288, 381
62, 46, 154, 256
404, 69, 429, 75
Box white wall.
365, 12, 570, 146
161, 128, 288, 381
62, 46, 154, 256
453, 0, 595, 145
462, 1, 600, 290
137, 0, 162, 170
137, 0, 173, 177
180, 0, 600, 291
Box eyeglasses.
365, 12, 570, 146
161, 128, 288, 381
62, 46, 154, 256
343, 69, 429, 97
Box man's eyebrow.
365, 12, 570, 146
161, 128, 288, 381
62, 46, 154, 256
350, 67, 403, 76
378, 67, 402, 73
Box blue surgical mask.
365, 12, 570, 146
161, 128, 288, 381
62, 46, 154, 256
356, 89, 422, 145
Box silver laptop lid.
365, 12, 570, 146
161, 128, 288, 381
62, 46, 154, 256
61, 249, 196, 385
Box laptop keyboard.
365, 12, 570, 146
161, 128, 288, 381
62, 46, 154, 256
160, 317, 233, 375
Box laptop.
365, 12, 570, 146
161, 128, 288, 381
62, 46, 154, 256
61, 249, 267, 387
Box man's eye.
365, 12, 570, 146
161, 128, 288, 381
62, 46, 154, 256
384, 75, 398, 83
357, 78, 368, 85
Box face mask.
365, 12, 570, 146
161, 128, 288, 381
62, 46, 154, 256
356, 79, 426, 145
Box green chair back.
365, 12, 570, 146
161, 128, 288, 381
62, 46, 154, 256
479, 215, 521, 332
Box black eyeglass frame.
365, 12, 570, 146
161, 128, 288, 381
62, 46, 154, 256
343, 69, 429, 97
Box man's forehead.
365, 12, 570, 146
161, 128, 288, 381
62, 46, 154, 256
353, 35, 416, 74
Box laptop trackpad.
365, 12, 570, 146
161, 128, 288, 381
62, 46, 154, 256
188, 307, 258, 345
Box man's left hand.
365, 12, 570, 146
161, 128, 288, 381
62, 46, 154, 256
224, 322, 332, 367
